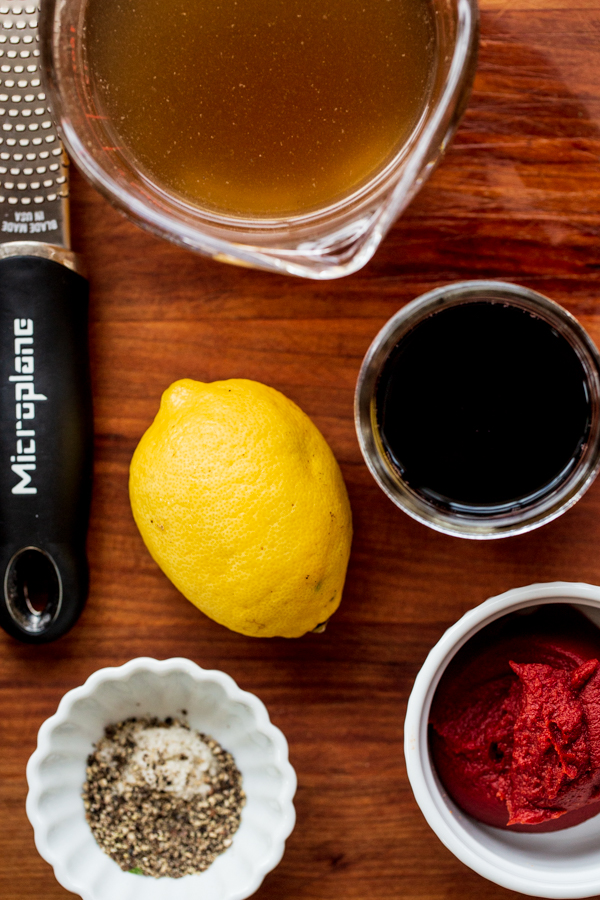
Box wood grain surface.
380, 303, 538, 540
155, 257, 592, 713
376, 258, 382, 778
3, 2, 600, 898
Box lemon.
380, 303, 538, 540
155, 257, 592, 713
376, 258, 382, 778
129, 379, 352, 637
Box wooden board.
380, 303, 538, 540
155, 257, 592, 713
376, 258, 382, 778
3, 2, 600, 898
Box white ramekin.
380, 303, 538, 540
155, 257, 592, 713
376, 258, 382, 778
405, 581, 600, 899
26, 657, 297, 900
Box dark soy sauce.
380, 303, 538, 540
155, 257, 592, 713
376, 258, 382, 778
376, 302, 592, 512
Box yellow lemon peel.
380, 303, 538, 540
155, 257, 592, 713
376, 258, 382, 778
129, 379, 352, 637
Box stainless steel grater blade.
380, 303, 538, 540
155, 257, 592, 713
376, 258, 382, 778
0, 1, 70, 249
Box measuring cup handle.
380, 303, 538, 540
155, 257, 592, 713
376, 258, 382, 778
0, 250, 93, 643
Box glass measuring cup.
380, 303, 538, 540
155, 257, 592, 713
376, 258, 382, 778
41, 0, 479, 280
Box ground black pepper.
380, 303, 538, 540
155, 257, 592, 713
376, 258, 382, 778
83, 717, 245, 878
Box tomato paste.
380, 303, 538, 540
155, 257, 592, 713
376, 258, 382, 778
429, 604, 600, 831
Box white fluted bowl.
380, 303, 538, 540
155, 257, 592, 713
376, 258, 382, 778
26, 657, 297, 900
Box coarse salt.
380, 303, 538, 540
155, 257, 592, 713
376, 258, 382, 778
115, 721, 217, 799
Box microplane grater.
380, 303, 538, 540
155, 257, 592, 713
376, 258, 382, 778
0, 0, 93, 645
0, 1, 69, 246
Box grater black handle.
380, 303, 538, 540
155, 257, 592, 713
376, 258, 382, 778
0, 252, 93, 643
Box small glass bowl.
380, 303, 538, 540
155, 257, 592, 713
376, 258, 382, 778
40, 0, 478, 279
355, 281, 600, 540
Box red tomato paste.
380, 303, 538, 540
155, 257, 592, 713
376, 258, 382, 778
429, 604, 600, 831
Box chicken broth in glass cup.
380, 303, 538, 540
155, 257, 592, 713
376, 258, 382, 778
41, 0, 478, 278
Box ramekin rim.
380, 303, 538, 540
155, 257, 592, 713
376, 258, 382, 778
404, 581, 600, 899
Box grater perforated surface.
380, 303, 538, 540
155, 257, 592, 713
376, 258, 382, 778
0, 1, 68, 246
